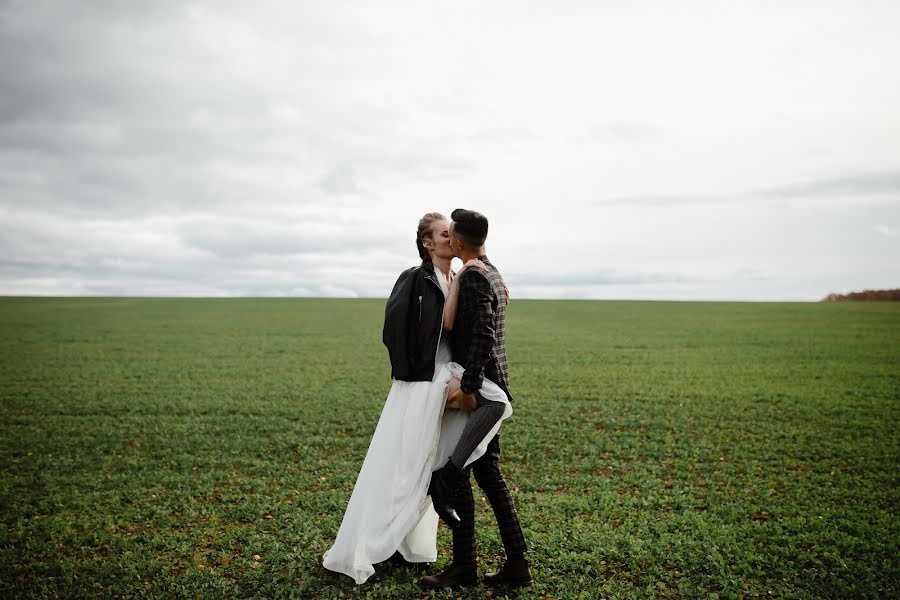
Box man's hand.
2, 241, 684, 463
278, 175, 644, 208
446, 389, 477, 411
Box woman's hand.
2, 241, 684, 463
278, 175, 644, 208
457, 258, 486, 276
445, 377, 477, 410
458, 258, 508, 304
446, 389, 477, 411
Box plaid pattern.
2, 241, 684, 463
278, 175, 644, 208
449, 393, 506, 468
451, 255, 513, 401
452, 433, 527, 564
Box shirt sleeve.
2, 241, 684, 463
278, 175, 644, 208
458, 270, 496, 394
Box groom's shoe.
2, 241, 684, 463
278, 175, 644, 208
419, 562, 477, 589
428, 461, 467, 529
483, 558, 533, 587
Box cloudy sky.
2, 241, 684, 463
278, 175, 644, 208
1, 1, 898, 300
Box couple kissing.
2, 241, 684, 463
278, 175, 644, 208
323, 208, 531, 589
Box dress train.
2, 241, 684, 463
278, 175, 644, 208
322, 361, 511, 584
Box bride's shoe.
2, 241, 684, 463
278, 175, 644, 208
428, 461, 467, 528
385, 550, 424, 569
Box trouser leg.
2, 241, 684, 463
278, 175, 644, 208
451, 473, 476, 565
449, 392, 506, 468
472, 434, 528, 558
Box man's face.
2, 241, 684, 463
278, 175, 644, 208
448, 222, 463, 258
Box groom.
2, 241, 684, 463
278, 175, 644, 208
422, 208, 532, 589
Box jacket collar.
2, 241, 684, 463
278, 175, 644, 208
420, 260, 436, 277
420, 262, 443, 291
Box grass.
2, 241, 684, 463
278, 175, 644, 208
0, 297, 898, 599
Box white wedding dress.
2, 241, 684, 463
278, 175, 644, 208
322, 270, 512, 585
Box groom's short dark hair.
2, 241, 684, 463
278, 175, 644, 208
451, 208, 488, 247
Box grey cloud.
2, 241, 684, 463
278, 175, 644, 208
600, 170, 900, 208
318, 165, 361, 197
175, 216, 399, 258
505, 270, 689, 287
759, 171, 900, 199
0, 2, 186, 122
0, 1, 480, 223
2, 2, 898, 300
572, 120, 667, 145
874, 224, 898, 238
0, 235, 403, 299
600, 194, 706, 207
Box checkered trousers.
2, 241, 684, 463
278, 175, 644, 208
452, 433, 527, 564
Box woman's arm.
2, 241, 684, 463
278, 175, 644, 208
443, 258, 486, 331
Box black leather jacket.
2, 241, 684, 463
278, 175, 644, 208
383, 262, 448, 381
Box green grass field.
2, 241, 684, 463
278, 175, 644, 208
1, 297, 898, 599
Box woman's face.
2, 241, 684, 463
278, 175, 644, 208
427, 219, 454, 259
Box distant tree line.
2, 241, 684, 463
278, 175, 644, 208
822, 289, 900, 301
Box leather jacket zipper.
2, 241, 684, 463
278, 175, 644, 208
418, 295, 423, 322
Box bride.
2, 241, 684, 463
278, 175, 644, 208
322, 212, 512, 585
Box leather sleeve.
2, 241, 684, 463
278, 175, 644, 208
383, 268, 416, 378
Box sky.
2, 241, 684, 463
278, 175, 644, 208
1, 1, 898, 301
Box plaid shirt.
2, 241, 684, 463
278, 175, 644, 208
450, 255, 513, 401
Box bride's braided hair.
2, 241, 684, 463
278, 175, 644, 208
416, 212, 447, 265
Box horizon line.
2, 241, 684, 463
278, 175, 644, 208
0, 294, 829, 303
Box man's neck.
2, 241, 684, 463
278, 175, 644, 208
458, 248, 486, 263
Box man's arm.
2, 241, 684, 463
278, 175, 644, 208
458, 269, 496, 394
443, 258, 487, 331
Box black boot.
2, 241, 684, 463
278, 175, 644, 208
385, 550, 422, 569
483, 558, 533, 587
427, 460, 467, 529
419, 562, 477, 588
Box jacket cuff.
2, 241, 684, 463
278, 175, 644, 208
460, 373, 482, 395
